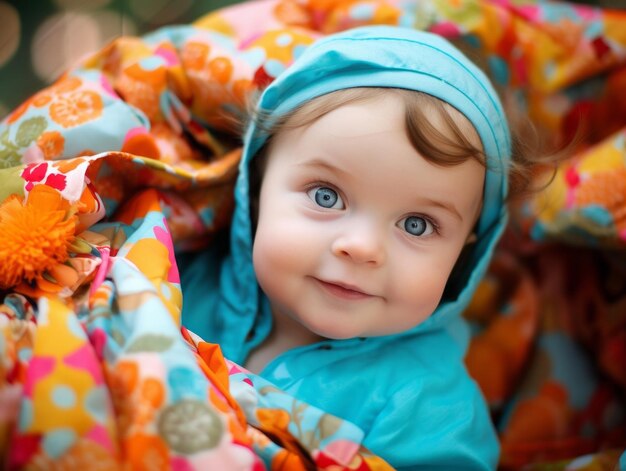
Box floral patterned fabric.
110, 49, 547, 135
0, 0, 625, 469
0, 155, 390, 470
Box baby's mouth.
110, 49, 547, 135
314, 278, 374, 300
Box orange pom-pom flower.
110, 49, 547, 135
0, 184, 77, 290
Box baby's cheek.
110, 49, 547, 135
395, 266, 448, 318
252, 239, 281, 300
252, 220, 302, 285
255, 220, 306, 264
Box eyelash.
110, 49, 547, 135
305, 180, 339, 191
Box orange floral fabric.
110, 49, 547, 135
1, 0, 626, 469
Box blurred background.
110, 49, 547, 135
0, 0, 242, 118
0, 0, 624, 119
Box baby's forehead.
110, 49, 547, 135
272, 87, 483, 165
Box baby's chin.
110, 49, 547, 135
304, 323, 361, 341
306, 323, 413, 341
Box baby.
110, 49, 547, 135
183, 25, 525, 469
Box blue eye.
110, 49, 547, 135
402, 216, 434, 236
307, 186, 344, 209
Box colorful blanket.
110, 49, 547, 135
1, 0, 625, 469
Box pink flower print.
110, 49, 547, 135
155, 45, 179, 66
44, 173, 67, 191
21, 163, 49, 191
154, 221, 180, 283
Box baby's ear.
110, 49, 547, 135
465, 232, 478, 245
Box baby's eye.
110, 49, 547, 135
400, 216, 435, 237
307, 186, 344, 209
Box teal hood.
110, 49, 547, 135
183, 25, 511, 365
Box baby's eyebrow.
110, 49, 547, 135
418, 197, 463, 221
299, 158, 350, 178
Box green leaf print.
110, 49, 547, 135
318, 413, 342, 441
301, 430, 317, 450
0, 148, 21, 169
15, 116, 47, 147
259, 385, 283, 395
158, 399, 224, 453
0, 128, 10, 145
0, 166, 25, 200
0, 127, 21, 168
298, 411, 343, 451
126, 334, 174, 353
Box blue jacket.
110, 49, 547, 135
183, 25, 510, 469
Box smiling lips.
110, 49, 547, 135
314, 278, 375, 300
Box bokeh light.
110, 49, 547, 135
0, 2, 20, 68
129, 0, 193, 24
53, 0, 113, 10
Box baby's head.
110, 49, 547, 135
238, 26, 512, 339
251, 87, 485, 339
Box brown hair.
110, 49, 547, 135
248, 87, 558, 210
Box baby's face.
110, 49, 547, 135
252, 94, 484, 339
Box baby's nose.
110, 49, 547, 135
330, 223, 386, 266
